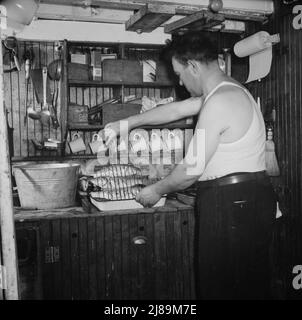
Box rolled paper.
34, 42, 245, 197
234, 31, 272, 58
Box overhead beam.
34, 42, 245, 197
4, 19, 170, 44
125, 4, 175, 33
37, 4, 132, 24
176, 8, 268, 22
164, 10, 225, 34
39, 1, 274, 18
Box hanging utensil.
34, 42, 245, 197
3, 36, 21, 72
24, 59, 30, 125
48, 59, 62, 129
24, 58, 41, 123
40, 67, 51, 126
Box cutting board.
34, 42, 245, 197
90, 197, 166, 211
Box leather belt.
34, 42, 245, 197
197, 171, 269, 188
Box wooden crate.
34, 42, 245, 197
68, 103, 88, 125
102, 103, 141, 125
102, 60, 143, 83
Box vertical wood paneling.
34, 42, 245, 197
60, 218, 72, 299
39, 220, 52, 299
154, 212, 168, 299
96, 216, 106, 299
69, 218, 80, 300
180, 211, 190, 299
104, 215, 113, 299
87, 217, 97, 300
246, 1, 302, 299
51, 220, 62, 299
128, 213, 139, 299
112, 215, 123, 299
3, 40, 62, 159
121, 214, 130, 299
144, 213, 155, 299
165, 211, 176, 298
78, 218, 89, 299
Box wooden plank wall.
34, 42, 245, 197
245, 1, 302, 299
5, 37, 243, 160
3, 41, 61, 159
24, 209, 195, 300
67, 44, 174, 156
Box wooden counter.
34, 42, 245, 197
15, 200, 196, 300
14, 199, 193, 221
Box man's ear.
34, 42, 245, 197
187, 60, 200, 75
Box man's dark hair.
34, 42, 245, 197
163, 32, 219, 65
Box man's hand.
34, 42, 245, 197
99, 121, 121, 146
136, 184, 162, 207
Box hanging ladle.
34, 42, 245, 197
25, 59, 41, 122
48, 58, 63, 128
40, 67, 52, 126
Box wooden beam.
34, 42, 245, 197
0, 27, 20, 300
125, 4, 175, 33
37, 4, 132, 24
5, 20, 170, 44
176, 8, 268, 22
164, 10, 225, 34
38, 1, 272, 23
39, 0, 274, 15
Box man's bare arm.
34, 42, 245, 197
136, 94, 228, 206
101, 97, 203, 145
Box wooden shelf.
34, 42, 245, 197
64, 154, 97, 160
68, 79, 173, 88
68, 123, 194, 131
68, 124, 103, 131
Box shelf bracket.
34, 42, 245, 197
125, 4, 175, 33
164, 10, 225, 35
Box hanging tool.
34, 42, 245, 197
265, 126, 280, 176
24, 59, 30, 125
23, 50, 41, 121
2, 36, 21, 73
48, 59, 62, 129
24, 58, 39, 124
40, 67, 51, 126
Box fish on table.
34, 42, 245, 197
90, 185, 142, 201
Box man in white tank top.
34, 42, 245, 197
101, 32, 276, 299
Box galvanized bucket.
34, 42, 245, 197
13, 163, 80, 209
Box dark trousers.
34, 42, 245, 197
195, 174, 276, 300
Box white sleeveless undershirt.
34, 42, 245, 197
199, 81, 266, 181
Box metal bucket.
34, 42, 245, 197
13, 163, 80, 209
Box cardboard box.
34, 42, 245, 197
91, 51, 117, 67
71, 53, 90, 65
68, 63, 91, 81
68, 103, 88, 124
92, 67, 102, 81
102, 60, 143, 83
102, 103, 141, 125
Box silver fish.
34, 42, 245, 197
93, 165, 141, 178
